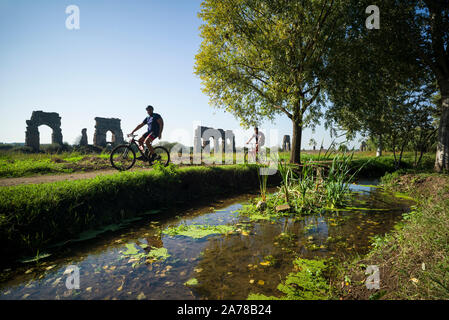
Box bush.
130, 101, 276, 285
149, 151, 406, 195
40, 143, 73, 154
349, 157, 411, 177
71, 145, 104, 154
10, 146, 34, 154
155, 141, 185, 152
0, 144, 15, 151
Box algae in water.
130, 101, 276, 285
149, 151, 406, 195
247, 258, 329, 300
163, 224, 236, 239
184, 278, 198, 286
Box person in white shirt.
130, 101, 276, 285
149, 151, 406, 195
246, 127, 265, 161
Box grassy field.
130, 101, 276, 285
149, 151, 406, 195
0, 151, 112, 178
0, 149, 437, 179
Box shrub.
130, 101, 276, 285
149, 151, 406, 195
10, 146, 34, 154
40, 143, 73, 154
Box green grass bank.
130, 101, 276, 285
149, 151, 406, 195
332, 172, 449, 299
0, 150, 435, 179
0, 164, 280, 263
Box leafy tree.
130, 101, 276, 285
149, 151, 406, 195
386, 86, 438, 168
404, 0, 449, 171
324, 0, 433, 157
325, 0, 448, 171
194, 0, 346, 163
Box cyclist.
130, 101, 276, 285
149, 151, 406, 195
246, 127, 265, 162
130, 105, 164, 162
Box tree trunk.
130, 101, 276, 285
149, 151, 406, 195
435, 80, 449, 172
417, 147, 425, 167
399, 139, 407, 166
376, 134, 383, 157
392, 134, 397, 165
290, 119, 302, 164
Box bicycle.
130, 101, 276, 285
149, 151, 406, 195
244, 143, 275, 165
244, 143, 257, 163
110, 134, 170, 171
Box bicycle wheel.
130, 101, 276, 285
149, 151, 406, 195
110, 145, 136, 171
244, 150, 257, 164
244, 152, 250, 164
151, 146, 170, 167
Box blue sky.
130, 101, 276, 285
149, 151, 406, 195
0, 0, 361, 149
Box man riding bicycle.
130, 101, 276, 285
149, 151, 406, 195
130, 105, 164, 162
246, 127, 265, 163
246, 127, 265, 152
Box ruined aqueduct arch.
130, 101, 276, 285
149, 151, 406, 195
25, 111, 63, 151
194, 126, 236, 154
93, 117, 124, 147
282, 135, 291, 151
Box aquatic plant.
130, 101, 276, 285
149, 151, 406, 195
325, 152, 370, 208
257, 165, 269, 202
120, 243, 170, 267
294, 160, 316, 208
241, 150, 373, 216
277, 159, 295, 203
146, 247, 171, 262
20, 250, 51, 264
184, 278, 198, 286
163, 224, 236, 239
247, 258, 330, 300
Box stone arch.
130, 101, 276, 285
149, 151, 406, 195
93, 117, 124, 147
282, 135, 291, 151
360, 140, 367, 152
105, 130, 114, 144
193, 126, 236, 164
25, 111, 63, 151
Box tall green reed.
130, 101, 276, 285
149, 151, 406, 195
325, 151, 369, 207
277, 160, 294, 203
296, 160, 315, 206
257, 165, 269, 202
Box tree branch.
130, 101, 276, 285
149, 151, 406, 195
274, 104, 293, 119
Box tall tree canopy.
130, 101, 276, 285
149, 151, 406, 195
411, 0, 449, 171
195, 0, 345, 163
325, 0, 448, 171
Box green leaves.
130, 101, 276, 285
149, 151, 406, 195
324, 0, 438, 151
163, 224, 236, 239
247, 258, 330, 300
123, 243, 139, 255
120, 243, 170, 267
184, 278, 199, 286
195, 0, 345, 157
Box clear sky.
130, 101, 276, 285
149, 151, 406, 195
0, 0, 361, 149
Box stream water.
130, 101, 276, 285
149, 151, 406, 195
0, 180, 414, 300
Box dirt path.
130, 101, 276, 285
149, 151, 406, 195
0, 168, 153, 187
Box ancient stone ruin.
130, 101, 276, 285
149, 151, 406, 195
360, 140, 367, 152
93, 117, 124, 147
282, 135, 291, 151
25, 111, 63, 151
79, 128, 88, 146
194, 126, 236, 163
